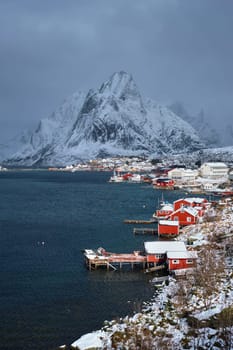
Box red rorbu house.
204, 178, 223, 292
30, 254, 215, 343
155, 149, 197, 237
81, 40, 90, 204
167, 251, 198, 271
144, 241, 197, 272
173, 197, 208, 211
153, 177, 175, 189
144, 241, 186, 265
158, 220, 179, 238
167, 206, 199, 226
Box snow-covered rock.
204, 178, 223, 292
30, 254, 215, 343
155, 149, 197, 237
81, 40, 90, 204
70, 330, 108, 350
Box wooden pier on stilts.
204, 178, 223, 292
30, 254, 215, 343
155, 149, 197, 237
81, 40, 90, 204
83, 247, 147, 271
133, 227, 158, 235
124, 219, 157, 224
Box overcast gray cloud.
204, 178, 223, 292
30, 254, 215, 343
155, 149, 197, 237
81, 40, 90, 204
0, 0, 233, 142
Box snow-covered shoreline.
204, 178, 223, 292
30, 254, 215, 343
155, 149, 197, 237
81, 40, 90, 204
67, 198, 233, 350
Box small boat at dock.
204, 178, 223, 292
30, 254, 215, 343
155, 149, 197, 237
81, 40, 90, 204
109, 171, 124, 183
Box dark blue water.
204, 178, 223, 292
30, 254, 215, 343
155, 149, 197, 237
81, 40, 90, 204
0, 171, 184, 350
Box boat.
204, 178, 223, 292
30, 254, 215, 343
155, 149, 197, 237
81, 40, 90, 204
152, 194, 173, 219
128, 174, 142, 183
109, 171, 124, 183
152, 203, 173, 220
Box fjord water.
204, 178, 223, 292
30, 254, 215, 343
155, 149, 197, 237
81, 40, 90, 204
0, 171, 182, 350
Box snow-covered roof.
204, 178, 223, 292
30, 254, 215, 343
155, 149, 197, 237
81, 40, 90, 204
184, 207, 199, 216
167, 251, 198, 259
144, 241, 186, 254
184, 197, 206, 203
202, 162, 228, 168
160, 204, 173, 211
159, 220, 179, 226
195, 206, 203, 211
168, 206, 198, 217
174, 197, 205, 204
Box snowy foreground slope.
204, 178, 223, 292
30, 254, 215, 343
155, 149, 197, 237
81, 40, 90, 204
69, 200, 233, 350
1, 71, 204, 166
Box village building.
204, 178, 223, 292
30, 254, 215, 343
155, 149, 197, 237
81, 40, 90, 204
144, 241, 186, 264
152, 177, 175, 189
173, 197, 208, 211
166, 250, 198, 271
167, 206, 199, 226
167, 168, 198, 184
199, 162, 229, 179
158, 220, 179, 237
202, 182, 219, 192
144, 241, 197, 272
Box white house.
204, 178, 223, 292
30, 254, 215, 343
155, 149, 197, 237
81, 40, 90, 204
167, 168, 198, 183
199, 162, 229, 179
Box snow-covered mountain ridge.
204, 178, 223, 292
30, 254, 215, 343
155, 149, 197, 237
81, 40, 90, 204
1, 71, 205, 166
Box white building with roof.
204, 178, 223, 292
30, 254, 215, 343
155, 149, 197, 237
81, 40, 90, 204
168, 168, 198, 183
144, 241, 186, 255
199, 162, 229, 179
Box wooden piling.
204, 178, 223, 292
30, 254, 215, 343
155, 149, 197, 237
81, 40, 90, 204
133, 227, 157, 235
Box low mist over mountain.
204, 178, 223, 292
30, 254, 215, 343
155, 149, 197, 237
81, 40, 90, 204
1, 71, 205, 166
223, 123, 233, 146
169, 102, 222, 147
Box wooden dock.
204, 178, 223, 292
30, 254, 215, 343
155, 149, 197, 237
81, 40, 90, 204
133, 227, 158, 235
124, 219, 157, 224
84, 248, 147, 271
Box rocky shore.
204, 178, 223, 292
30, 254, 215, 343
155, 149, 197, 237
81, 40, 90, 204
62, 197, 233, 350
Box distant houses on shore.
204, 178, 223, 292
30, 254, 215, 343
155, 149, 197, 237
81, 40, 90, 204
48, 158, 233, 196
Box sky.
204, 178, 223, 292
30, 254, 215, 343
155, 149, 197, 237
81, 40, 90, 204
0, 0, 233, 142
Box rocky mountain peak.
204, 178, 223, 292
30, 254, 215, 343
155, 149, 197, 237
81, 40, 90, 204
1, 72, 205, 166
99, 71, 141, 102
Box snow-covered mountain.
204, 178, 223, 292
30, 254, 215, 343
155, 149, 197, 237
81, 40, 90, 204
169, 102, 221, 147
0, 130, 32, 161
1, 71, 205, 166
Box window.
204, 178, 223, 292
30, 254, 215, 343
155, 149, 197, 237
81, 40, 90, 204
172, 259, 179, 264
187, 217, 192, 222
187, 259, 193, 264
156, 254, 164, 259
174, 216, 179, 221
